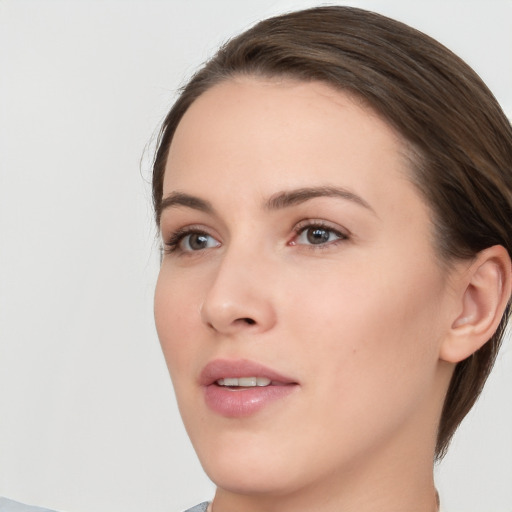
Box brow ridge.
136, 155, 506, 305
265, 186, 374, 213
158, 185, 375, 223
159, 191, 214, 217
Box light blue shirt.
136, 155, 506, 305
183, 503, 209, 512
182, 500, 444, 511
0, 498, 57, 512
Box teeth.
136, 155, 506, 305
216, 377, 272, 387
222, 377, 239, 386
238, 377, 257, 387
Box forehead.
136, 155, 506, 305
163, 77, 416, 214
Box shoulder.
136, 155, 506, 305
182, 503, 210, 512
0, 498, 58, 512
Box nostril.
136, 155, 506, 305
205, 317, 257, 331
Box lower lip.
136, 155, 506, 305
204, 383, 297, 417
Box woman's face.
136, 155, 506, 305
155, 78, 456, 497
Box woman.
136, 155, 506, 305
152, 6, 512, 512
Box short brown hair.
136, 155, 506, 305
152, 6, 512, 458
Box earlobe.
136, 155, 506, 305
440, 245, 512, 363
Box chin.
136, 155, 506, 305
208, 469, 283, 496
204, 457, 302, 497
194, 430, 306, 496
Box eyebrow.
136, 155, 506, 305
159, 191, 214, 216
265, 186, 375, 214
159, 185, 375, 220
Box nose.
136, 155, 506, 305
200, 247, 277, 336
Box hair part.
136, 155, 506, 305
152, 6, 512, 458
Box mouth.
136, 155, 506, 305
200, 359, 299, 417
215, 375, 297, 389
216, 376, 273, 388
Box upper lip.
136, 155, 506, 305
199, 358, 297, 386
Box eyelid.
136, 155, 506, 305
290, 219, 350, 247
163, 224, 221, 254
161, 219, 349, 255
294, 219, 350, 236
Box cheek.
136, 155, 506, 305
279, 269, 446, 466
154, 269, 202, 378
287, 256, 446, 395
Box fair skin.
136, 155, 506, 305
154, 78, 510, 512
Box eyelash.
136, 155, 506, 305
163, 226, 217, 255
163, 221, 349, 256
291, 221, 349, 250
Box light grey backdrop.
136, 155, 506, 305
1, 1, 511, 512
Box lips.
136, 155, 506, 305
200, 359, 299, 417
200, 359, 297, 386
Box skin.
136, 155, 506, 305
154, 78, 465, 512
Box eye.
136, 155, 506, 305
181, 232, 219, 251
292, 222, 348, 247
165, 228, 221, 254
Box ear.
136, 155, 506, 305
440, 245, 512, 363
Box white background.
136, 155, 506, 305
1, 1, 511, 512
